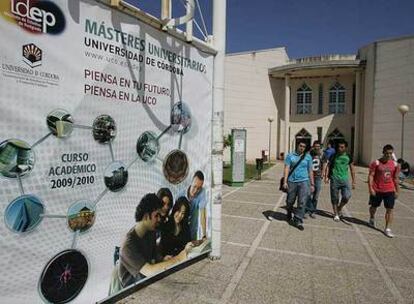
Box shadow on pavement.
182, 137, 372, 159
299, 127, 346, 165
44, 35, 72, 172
400, 183, 414, 191
263, 210, 288, 222
314, 209, 334, 218
262, 208, 384, 234
340, 216, 384, 233
262, 210, 304, 231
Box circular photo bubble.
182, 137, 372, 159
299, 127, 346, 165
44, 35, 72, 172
47, 109, 74, 138
92, 114, 117, 144
39, 249, 89, 304
0, 139, 35, 178
171, 102, 191, 133
67, 200, 96, 234
136, 131, 160, 162
104, 161, 128, 192
4, 194, 44, 233
163, 149, 189, 184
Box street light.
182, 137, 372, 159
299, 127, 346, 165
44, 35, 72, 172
267, 117, 274, 165
397, 104, 410, 159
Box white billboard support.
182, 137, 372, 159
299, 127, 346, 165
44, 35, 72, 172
163, 0, 194, 27
161, 0, 172, 20
186, 1, 194, 42
210, 0, 226, 259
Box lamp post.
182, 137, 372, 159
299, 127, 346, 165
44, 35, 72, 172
397, 104, 410, 159
267, 117, 274, 165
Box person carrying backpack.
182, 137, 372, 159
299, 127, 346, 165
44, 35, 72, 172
323, 139, 356, 222
282, 140, 314, 231
368, 144, 400, 238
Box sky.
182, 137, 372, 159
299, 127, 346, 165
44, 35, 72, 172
126, 0, 414, 58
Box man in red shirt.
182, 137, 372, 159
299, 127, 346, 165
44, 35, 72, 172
368, 144, 400, 238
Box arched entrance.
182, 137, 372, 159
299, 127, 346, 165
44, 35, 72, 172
327, 128, 345, 148
295, 128, 312, 150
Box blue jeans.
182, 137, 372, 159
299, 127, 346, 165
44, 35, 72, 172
305, 177, 322, 214
286, 180, 310, 223
330, 177, 352, 205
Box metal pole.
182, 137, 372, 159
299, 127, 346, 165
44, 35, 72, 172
210, 0, 226, 259
401, 113, 405, 159
268, 121, 271, 165
186, 1, 193, 42
161, 0, 171, 20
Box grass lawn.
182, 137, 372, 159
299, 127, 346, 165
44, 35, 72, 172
223, 162, 274, 184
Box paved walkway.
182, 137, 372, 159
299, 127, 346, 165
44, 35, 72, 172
119, 163, 414, 304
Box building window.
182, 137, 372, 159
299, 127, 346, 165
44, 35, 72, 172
295, 128, 312, 150
329, 82, 345, 114
296, 83, 312, 114
327, 128, 345, 147
318, 84, 323, 114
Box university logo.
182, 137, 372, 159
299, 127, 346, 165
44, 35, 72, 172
23, 43, 42, 68
1, 0, 66, 35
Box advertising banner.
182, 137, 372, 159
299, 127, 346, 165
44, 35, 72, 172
0, 1, 213, 303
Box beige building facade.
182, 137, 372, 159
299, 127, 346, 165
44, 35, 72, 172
224, 35, 414, 166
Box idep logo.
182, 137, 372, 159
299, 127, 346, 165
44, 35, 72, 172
1, 0, 66, 35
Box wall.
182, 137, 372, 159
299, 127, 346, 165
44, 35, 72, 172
224, 48, 288, 162
372, 37, 414, 165
358, 43, 377, 165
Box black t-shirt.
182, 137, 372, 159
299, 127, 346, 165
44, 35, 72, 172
160, 221, 190, 256
119, 227, 156, 287
401, 161, 410, 174
310, 149, 323, 177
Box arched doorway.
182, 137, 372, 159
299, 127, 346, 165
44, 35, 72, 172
295, 128, 312, 151
327, 128, 345, 148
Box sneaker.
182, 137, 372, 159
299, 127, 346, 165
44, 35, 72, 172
296, 222, 304, 231
333, 215, 340, 222
384, 228, 395, 238
368, 218, 375, 228
309, 213, 316, 219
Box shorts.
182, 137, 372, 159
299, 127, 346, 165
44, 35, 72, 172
330, 178, 352, 205
369, 192, 395, 209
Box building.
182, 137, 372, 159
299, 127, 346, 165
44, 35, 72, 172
224, 35, 414, 166
68, 206, 95, 232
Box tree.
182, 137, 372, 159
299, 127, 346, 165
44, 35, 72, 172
223, 134, 232, 150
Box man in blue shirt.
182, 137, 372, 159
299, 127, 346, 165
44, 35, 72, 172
282, 140, 314, 230
323, 140, 336, 161
181, 171, 207, 240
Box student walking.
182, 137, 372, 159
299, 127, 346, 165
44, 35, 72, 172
368, 144, 400, 238
282, 140, 314, 230
304, 141, 323, 218
324, 140, 356, 222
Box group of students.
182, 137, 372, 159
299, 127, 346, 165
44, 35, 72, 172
282, 139, 400, 238
109, 171, 208, 295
